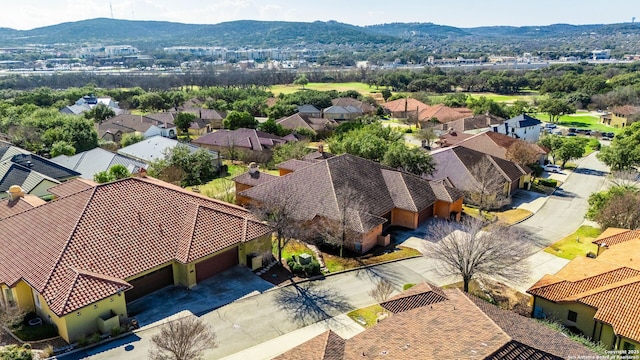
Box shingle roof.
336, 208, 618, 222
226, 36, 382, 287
239, 154, 462, 234
276, 159, 314, 172
331, 98, 376, 113
118, 135, 217, 163
382, 98, 430, 114
528, 239, 640, 343
508, 114, 542, 128
192, 128, 290, 151
51, 147, 147, 180
98, 114, 175, 137
380, 282, 449, 313
0, 176, 271, 316
418, 104, 471, 123
232, 171, 278, 187
276, 330, 345, 360
0, 145, 80, 181
612, 105, 640, 116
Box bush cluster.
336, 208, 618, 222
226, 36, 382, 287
286, 255, 321, 277
538, 178, 558, 187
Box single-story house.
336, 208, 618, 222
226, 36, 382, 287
277, 283, 596, 359
456, 131, 549, 165
51, 147, 148, 180
418, 104, 472, 127
444, 114, 505, 134
60, 95, 123, 116
118, 135, 220, 166
528, 233, 640, 351
98, 114, 177, 143
322, 105, 363, 121
237, 153, 464, 254
331, 97, 376, 115
382, 98, 430, 120
276, 113, 337, 136
0, 176, 272, 343
296, 104, 322, 118
192, 128, 293, 163
429, 146, 532, 202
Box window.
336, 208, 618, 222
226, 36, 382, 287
623, 342, 636, 351
4, 288, 15, 307
32, 289, 41, 308
567, 310, 578, 323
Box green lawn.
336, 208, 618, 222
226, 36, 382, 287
347, 305, 385, 329
187, 161, 278, 201
270, 82, 383, 97
544, 225, 602, 260
467, 91, 538, 103
323, 246, 421, 273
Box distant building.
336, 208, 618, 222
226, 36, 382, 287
592, 49, 611, 61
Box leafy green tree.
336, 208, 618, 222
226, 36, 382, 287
272, 141, 311, 165
382, 142, 435, 176
93, 164, 131, 183
175, 112, 196, 137
539, 135, 565, 164
84, 103, 115, 123
93, 171, 114, 183
598, 122, 640, 170
64, 117, 99, 152
555, 137, 588, 168
466, 96, 509, 118
258, 118, 289, 137
223, 111, 258, 130
120, 133, 145, 148
50, 141, 76, 157
149, 145, 218, 186
293, 74, 309, 89
443, 93, 469, 107
538, 97, 575, 123
381, 88, 392, 102
587, 186, 640, 229
0, 344, 32, 360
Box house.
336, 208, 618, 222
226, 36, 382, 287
296, 104, 322, 118
0, 144, 80, 199
600, 105, 640, 128
147, 111, 213, 136
322, 105, 363, 121
98, 114, 177, 143
0, 175, 273, 343
528, 235, 640, 351
445, 114, 505, 134
233, 163, 279, 204
429, 146, 532, 201
457, 131, 549, 165
276, 113, 337, 136
382, 98, 430, 120
60, 95, 123, 116
237, 154, 464, 254
491, 114, 542, 143
192, 128, 292, 163
118, 135, 220, 165
418, 104, 472, 127
277, 283, 596, 359
51, 147, 148, 180
0, 187, 45, 220
592, 227, 640, 256
331, 97, 376, 115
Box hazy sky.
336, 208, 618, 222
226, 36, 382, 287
1, 0, 639, 30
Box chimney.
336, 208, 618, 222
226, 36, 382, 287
7, 185, 25, 201
318, 143, 324, 153
248, 162, 259, 174
137, 168, 147, 178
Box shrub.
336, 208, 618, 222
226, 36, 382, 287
404, 128, 413, 133
0, 345, 32, 360
76, 336, 89, 347
538, 178, 558, 187
89, 332, 101, 344
40, 345, 54, 358
588, 138, 601, 151
110, 326, 122, 337
403, 283, 416, 290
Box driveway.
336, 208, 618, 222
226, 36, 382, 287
128, 266, 274, 327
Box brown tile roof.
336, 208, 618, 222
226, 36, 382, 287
0, 195, 45, 220
275, 330, 345, 360
419, 104, 470, 123
47, 178, 97, 198
380, 282, 448, 313
239, 154, 462, 234
0, 177, 271, 316
592, 228, 640, 248
382, 98, 430, 114
98, 114, 175, 136
439, 146, 529, 182
276, 113, 336, 134
485, 341, 562, 360
528, 239, 640, 343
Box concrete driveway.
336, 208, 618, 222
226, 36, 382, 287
129, 266, 274, 327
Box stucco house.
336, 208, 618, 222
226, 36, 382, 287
236, 154, 464, 254
456, 131, 549, 165
600, 105, 640, 128
491, 114, 542, 143
331, 97, 376, 115
0, 175, 272, 343
382, 98, 430, 120
277, 283, 596, 359
528, 230, 640, 351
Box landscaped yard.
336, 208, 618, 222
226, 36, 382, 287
323, 246, 422, 273
467, 91, 538, 104
270, 82, 383, 97
544, 225, 602, 260
347, 304, 385, 329
187, 161, 278, 200
462, 205, 532, 225
535, 112, 621, 134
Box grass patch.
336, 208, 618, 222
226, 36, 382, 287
347, 304, 385, 329
270, 82, 382, 97
187, 161, 278, 201
534, 112, 621, 134
276, 239, 315, 262
544, 225, 601, 260
12, 323, 59, 341
323, 246, 421, 273
537, 319, 608, 356
467, 92, 538, 104
495, 208, 533, 225
462, 205, 496, 221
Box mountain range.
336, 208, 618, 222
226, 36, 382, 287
1, 18, 639, 51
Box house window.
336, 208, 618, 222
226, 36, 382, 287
32, 289, 41, 308
623, 342, 636, 351
567, 310, 578, 323
4, 288, 15, 307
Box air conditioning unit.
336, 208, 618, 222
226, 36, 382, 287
250, 254, 263, 270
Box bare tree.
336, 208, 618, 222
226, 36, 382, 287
368, 279, 395, 303
593, 190, 640, 230
425, 217, 530, 293
250, 190, 305, 264
149, 316, 217, 360
467, 157, 508, 214
505, 141, 540, 167
316, 187, 366, 257
205, 178, 235, 204
609, 169, 640, 189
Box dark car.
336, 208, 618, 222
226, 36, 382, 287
568, 128, 577, 133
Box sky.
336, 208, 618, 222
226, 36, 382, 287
1, 0, 639, 30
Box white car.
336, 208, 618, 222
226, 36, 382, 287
543, 164, 562, 173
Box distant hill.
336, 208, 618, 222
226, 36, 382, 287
0, 18, 639, 52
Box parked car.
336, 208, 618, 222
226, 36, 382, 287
607, 132, 615, 138
567, 133, 577, 136
553, 130, 563, 135
544, 164, 562, 173
568, 128, 577, 133
544, 123, 557, 129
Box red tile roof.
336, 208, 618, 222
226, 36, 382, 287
0, 177, 271, 316
592, 228, 640, 248
0, 195, 45, 220
47, 178, 97, 198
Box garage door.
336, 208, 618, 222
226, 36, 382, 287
195, 247, 239, 282
126, 265, 174, 302
418, 204, 434, 224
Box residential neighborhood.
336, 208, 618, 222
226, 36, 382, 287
3, 9, 640, 360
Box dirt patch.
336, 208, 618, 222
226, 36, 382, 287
445, 279, 532, 317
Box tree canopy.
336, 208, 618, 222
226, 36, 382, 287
223, 111, 258, 130
598, 122, 640, 170
148, 145, 219, 186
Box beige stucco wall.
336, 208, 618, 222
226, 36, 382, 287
239, 234, 272, 266
360, 224, 383, 254
391, 208, 418, 229
535, 297, 598, 339
61, 295, 128, 342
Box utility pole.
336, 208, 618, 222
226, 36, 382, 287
110, 2, 114, 18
